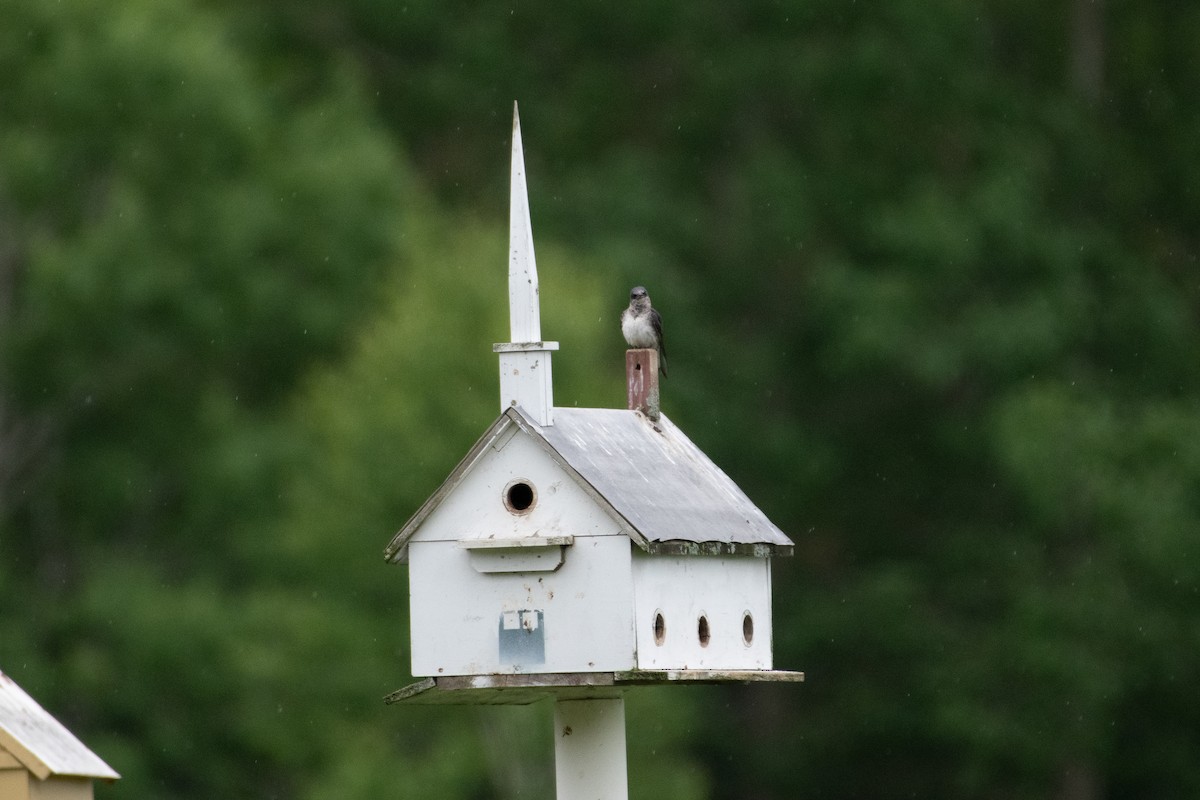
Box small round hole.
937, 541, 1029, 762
503, 480, 536, 514
653, 611, 666, 646
742, 612, 754, 646
697, 615, 710, 648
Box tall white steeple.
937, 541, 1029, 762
493, 103, 558, 425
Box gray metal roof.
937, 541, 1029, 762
527, 407, 792, 554
385, 406, 793, 562
0, 670, 120, 781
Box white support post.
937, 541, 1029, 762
553, 697, 629, 800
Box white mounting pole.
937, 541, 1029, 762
494, 101, 558, 426
553, 697, 629, 800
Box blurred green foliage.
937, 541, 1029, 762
2, 0, 1198, 798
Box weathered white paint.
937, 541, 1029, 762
508, 102, 541, 344
631, 551, 773, 670
404, 420, 782, 676
407, 428, 635, 675
553, 698, 629, 800
409, 427, 624, 546
494, 345, 558, 426
409, 535, 636, 676
493, 104, 558, 426
460, 536, 575, 549
467, 546, 566, 573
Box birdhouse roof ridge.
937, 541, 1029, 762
384, 405, 793, 563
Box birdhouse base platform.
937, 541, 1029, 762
385, 669, 804, 706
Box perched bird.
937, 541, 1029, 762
620, 285, 667, 376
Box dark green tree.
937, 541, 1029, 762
0, 0, 409, 796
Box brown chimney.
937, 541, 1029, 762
626, 348, 661, 421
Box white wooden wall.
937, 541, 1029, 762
630, 552, 774, 670
405, 425, 777, 676
407, 432, 637, 676
409, 536, 636, 676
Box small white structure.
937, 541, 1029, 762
0, 670, 119, 800
385, 104, 800, 800
386, 405, 793, 678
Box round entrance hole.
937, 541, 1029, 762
742, 612, 754, 646
697, 614, 711, 648
653, 611, 666, 646
503, 479, 536, 514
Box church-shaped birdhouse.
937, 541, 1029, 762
385, 106, 796, 689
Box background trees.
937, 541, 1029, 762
2, 0, 1198, 797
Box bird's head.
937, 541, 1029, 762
629, 286, 649, 305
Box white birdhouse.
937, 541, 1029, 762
384, 105, 798, 690
386, 402, 794, 678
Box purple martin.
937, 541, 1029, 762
620, 285, 667, 377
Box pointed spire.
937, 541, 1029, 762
508, 102, 541, 343
494, 103, 558, 425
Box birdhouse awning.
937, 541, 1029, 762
0, 670, 120, 781
385, 405, 794, 562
